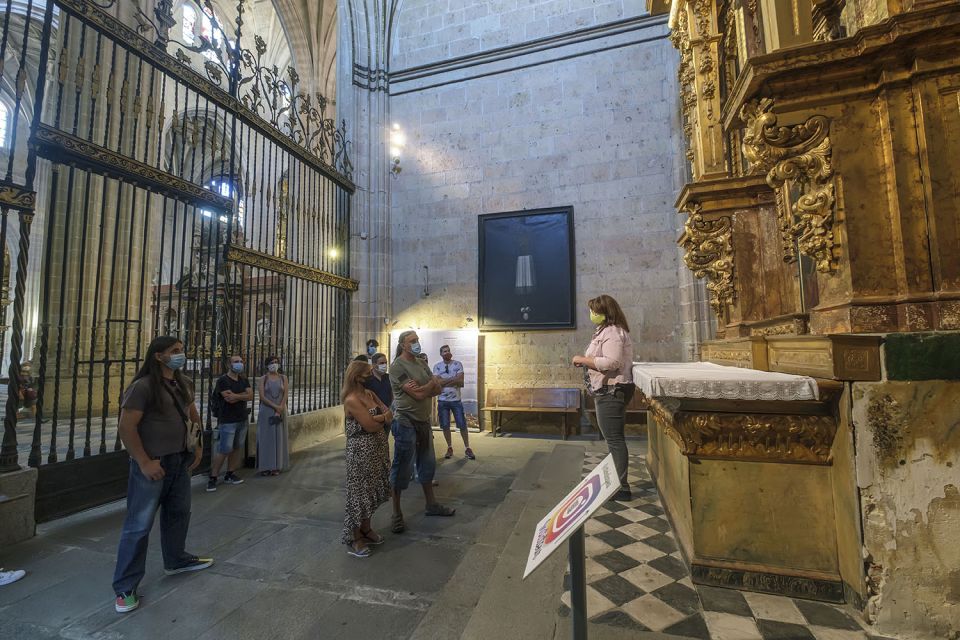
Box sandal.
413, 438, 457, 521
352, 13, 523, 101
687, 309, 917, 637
347, 542, 370, 558
361, 528, 384, 545
391, 513, 406, 534
425, 503, 456, 517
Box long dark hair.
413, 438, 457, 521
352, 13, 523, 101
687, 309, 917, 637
132, 336, 193, 408
588, 294, 631, 333
263, 355, 283, 375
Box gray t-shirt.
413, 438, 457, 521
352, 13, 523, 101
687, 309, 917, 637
121, 376, 191, 458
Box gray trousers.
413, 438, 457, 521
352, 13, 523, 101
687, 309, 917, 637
594, 385, 635, 490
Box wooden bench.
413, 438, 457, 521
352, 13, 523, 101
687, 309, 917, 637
584, 389, 649, 439
482, 388, 582, 440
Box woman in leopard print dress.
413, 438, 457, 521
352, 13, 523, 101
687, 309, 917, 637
340, 361, 393, 557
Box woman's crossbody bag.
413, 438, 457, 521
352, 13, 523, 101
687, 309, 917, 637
163, 383, 203, 453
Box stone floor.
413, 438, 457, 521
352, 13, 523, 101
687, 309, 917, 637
0, 432, 890, 640
0, 432, 584, 640
560, 450, 892, 640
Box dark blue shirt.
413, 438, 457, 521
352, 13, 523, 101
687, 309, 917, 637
364, 373, 393, 408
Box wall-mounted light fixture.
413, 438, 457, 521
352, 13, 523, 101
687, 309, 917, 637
389, 123, 405, 177
328, 247, 339, 259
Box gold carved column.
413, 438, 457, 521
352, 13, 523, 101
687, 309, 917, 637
672, 0, 726, 180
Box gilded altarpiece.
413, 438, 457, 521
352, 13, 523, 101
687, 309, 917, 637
659, 1, 960, 629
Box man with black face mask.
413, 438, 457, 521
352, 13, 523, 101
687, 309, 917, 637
388, 330, 455, 534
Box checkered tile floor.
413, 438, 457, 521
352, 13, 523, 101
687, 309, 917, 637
559, 451, 892, 640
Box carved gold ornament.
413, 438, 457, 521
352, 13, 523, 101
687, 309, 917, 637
670, 7, 697, 163
0, 182, 36, 212
680, 204, 735, 316
650, 398, 837, 464
740, 99, 838, 272
226, 244, 358, 291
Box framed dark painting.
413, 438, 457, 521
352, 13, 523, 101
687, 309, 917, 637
478, 207, 576, 331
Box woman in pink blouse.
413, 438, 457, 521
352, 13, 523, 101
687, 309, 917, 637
572, 294, 635, 501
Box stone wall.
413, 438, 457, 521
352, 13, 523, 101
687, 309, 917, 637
387, 8, 688, 424
849, 334, 960, 639
392, 0, 652, 70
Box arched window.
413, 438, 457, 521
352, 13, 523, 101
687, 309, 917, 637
181, 5, 197, 45
0, 102, 10, 149
181, 3, 229, 62
200, 178, 244, 228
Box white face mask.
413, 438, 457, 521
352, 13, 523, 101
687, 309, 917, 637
268, 363, 280, 373
377, 364, 387, 373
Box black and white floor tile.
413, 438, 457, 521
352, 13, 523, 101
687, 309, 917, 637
559, 450, 892, 640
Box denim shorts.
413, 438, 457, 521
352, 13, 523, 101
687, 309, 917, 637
437, 400, 467, 432
215, 421, 247, 455
389, 417, 436, 491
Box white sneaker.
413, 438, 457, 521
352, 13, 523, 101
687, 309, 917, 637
0, 568, 25, 586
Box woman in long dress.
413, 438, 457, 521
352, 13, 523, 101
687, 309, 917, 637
256, 356, 289, 476
341, 360, 392, 558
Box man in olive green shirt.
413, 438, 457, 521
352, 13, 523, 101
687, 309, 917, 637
388, 330, 455, 533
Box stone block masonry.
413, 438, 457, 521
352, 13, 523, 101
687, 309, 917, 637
387, 10, 688, 429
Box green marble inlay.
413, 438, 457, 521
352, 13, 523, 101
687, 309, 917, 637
884, 333, 960, 381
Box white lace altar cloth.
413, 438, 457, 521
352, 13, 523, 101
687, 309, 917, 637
631, 362, 819, 401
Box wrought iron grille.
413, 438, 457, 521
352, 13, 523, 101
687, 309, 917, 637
0, 0, 355, 514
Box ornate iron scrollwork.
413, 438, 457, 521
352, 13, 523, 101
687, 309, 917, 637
680, 203, 735, 315
740, 98, 838, 272
85, 0, 352, 179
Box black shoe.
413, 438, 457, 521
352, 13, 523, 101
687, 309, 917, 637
613, 488, 633, 502
164, 556, 213, 576
223, 472, 244, 485
206, 477, 217, 492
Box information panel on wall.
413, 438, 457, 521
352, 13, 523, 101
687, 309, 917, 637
390, 329, 479, 427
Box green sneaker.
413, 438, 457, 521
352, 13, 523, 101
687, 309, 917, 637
115, 591, 139, 613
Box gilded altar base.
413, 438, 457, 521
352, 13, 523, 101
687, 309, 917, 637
665, 0, 960, 635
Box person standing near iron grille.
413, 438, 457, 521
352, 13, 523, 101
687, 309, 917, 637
112, 336, 213, 614
207, 354, 253, 492
572, 295, 635, 501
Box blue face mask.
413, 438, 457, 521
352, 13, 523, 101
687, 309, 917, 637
231, 362, 244, 373
410, 342, 422, 355
367, 345, 376, 356
166, 353, 187, 370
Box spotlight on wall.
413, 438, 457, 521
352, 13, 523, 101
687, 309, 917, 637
389, 123, 405, 177
328, 247, 339, 259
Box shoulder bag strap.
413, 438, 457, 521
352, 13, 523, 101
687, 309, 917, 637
162, 381, 201, 451
162, 381, 191, 424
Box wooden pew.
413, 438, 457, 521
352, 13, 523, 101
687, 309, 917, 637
482, 388, 582, 440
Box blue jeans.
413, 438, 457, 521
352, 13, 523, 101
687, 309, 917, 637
390, 417, 436, 491
112, 451, 194, 595
437, 400, 466, 432
215, 421, 247, 455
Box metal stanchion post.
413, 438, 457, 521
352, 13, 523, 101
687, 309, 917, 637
569, 525, 588, 640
